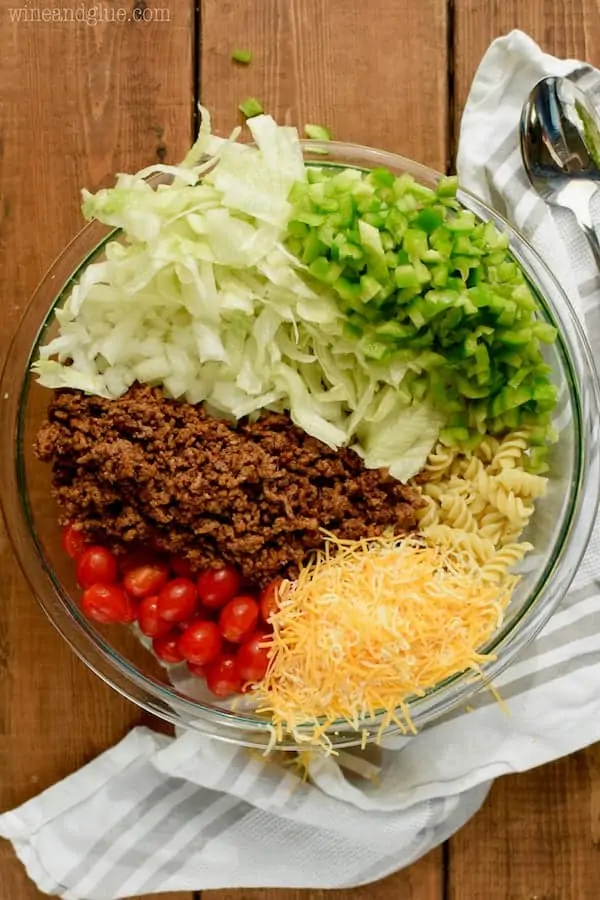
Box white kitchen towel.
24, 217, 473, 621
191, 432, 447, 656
3, 29, 600, 899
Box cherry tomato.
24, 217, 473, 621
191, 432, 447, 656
137, 595, 173, 638
156, 578, 198, 623
197, 567, 242, 610
119, 549, 156, 575
259, 578, 283, 624
178, 620, 222, 666
187, 661, 207, 678
206, 654, 242, 697
170, 556, 195, 579
62, 523, 88, 560
152, 632, 185, 664
76, 546, 118, 589
81, 583, 135, 624
219, 595, 259, 643
236, 632, 271, 683
123, 563, 169, 600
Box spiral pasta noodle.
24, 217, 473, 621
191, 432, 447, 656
488, 430, 531, 473
494, 468, 548, 499
413, 429, 549, 584
481, 543, 534, 583
423, 446, 457, 482
416, 495, 440, 529
422, 523, 496, 564
440, 494, 477, 532
475, 468, 534, 526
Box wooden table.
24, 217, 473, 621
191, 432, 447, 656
2, 1, 600, 898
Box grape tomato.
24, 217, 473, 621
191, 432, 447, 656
62, 523, 88, 560
81, 583, 135, 624
152, 632, 185, 664
170, 556, 195, 579
137, 595, 173, 638
119, 548, 156, 574
219, 595, 259, 643
206, 654, 242, 697
236, 632, 271, 683
178, 620, 222, 666
124, 562, 169, 599
157, 578, 198, 622
197, 567, 242, 609
76, 546, 118, 589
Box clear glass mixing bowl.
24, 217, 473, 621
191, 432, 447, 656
2, 142, 600, 751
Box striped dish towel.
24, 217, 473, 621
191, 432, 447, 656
3, 30, 600, 900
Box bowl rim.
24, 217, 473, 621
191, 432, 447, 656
3, 139, 600, 749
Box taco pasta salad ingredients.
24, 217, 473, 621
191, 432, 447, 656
31, 109, 557, 747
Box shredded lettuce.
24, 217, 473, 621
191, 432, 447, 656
32, 109, 442, 481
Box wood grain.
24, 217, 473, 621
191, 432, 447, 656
200, 0, 448, 169
448, 747, 600, 900
449, 3, 600, 899
200, 1, 447, 898
0, 0, 194, 896
453, 0, 600, 135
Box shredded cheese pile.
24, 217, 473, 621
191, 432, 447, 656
254, 533, 518, 748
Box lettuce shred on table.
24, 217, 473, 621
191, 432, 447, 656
32, 108, 444, 482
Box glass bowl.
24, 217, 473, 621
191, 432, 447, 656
2, 141, 600, 752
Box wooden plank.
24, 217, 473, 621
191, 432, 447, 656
201, 1, 447, 898
450, 3, 600, 899
0, 1, 194, 898
453, 0, 600, 129
201, 0, 448, 170
448, 747, 600, 899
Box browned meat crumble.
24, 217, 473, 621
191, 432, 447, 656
34, 384, 425, 586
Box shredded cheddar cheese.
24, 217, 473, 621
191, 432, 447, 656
254, 533, 518, 748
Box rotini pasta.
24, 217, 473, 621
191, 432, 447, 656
416, 495, 440, 529
421, 524, 496, 564
474, 436, 501, 464
481, 543, 534, 583
475, 468, 533, 526
412, 429, 549, 586
494, 467, 548, 499
422, 446, 457, 482
488, 430, 531, 473
440, 494, 477, 532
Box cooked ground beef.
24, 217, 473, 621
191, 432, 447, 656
34, 384, 425, 586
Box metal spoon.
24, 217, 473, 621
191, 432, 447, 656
520, 75, 600, 267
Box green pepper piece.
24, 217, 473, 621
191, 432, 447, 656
394, 265, 421, 289
415, 208, 444, 234
403, 228, 429, 259
302, 233, 327, 264
309, 257, 342, 284
304, 124, 332, 141
238, 97, 264, 118
533, 321, 558, 343
436, 175, 458, 198
232, 49, 252, 64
